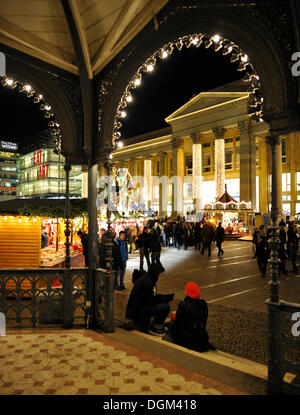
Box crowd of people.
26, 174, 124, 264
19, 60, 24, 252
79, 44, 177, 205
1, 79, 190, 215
252, 220, 300, 277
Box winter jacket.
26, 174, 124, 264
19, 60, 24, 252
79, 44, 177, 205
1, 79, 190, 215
125, 264, 173, 326
202, 223, 215, 242
215, 225, 225, 242
116, 237, 128, 263
136, 231, 150, 249
170, 296, 215, 352
149, 234, 161, 253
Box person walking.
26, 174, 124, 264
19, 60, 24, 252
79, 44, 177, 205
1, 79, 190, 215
201, 221, 215, 257
174, 221, 183, 250
287, 222, 298, 272
149, 229, 162, 265
182, 222, 189, 250
252, 227, 259, 259
256, 235, 270, 277
77, 230, 88, 266
115, 230, 129, 290
136, 226, 151, 271
193, 222, 202, 251
215, 222, 225, 256
125, 263, 174, 335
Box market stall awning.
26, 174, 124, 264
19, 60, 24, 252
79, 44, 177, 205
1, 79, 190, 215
0, 198, 87, 217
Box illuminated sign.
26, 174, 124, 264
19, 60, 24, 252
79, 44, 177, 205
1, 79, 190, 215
33, 150, 43, 165
1, 141, 18, 150
0, 52, 5, 76
39, 164, 49, 179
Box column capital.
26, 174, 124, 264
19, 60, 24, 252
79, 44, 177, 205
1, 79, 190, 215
191, 132, 202, 144
266, 134, 281, 145
172, 136, 185, 149
212, 127, 226, 140
237, 120, 250, 134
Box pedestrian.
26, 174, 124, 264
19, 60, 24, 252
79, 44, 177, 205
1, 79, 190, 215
169, 282, 215, 352
182, 222, 189, 250
98, 232, 123, 273
125, 263, 174, 335
201, 221, 215, 257
256, 235, 270, 277
287, 222, 298, 272
115, 230, 129, 291
215, 221, 225, 256
136, 226, 151, 271
193, 222, 202, 251
174, 221, 183, 250
149, 229, 162, 265
77, 230, 88, 266
252, 227, 259, 258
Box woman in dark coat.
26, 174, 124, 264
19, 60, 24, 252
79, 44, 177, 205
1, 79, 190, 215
170, 282, 215, 352
125, 263, 174, 335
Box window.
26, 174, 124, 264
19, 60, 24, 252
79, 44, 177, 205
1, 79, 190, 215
256, 143, 259, 166
225, 138, 233, 143
185, 156, 193, 175
203, 142, 211, 148
184, 183, 193, 197
282, 138, 287, 163
235, 136, 240, 142
202, 151, 211, 172
282, 203, 291, 215
296, 172, 300, 192
156, 161, 160, 176
225, 148, 233, 170
282, 173, 291, 192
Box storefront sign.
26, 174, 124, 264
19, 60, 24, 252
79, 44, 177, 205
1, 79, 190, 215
39, 163, 49, 179
33, 150, 43, 165
1, 141, 18, 150
0, 52, 6, 76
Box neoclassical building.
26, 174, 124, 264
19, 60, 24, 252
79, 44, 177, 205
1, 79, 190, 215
108, 81, 300, 218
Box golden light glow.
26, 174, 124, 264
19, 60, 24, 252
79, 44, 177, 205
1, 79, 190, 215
4, 216, 7, 220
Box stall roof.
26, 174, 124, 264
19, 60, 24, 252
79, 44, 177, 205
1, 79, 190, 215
0, 198, 87, 217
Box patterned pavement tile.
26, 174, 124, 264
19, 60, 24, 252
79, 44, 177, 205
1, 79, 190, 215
0, 330, 248, 396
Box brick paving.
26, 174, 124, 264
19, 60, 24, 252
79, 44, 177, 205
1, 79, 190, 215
0, 329, 247, 395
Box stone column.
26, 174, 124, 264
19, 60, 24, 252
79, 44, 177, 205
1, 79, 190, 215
144, 158, 152, 211
276, 139, 282, 216
213, 127, 226, 199
191, 132, 202, 212
159, 152, 168, 217
171, 137, 185, 217
238, 120, 256, 208
259, 138, 269, 213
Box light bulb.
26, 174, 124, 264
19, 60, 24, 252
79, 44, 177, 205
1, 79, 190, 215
134, 78, 141, 86
147, 64, 154, 72
24, 84, 32, 91
117, 141, 124, 148
126, 95, 132, 102
121, 111, 126, 118
45, 105, 51, 110
6, 79, 14, 86
192, 37, 199, 45
213, 34, 221, 43
162, 50, 168, 58
241, 54, 248, 62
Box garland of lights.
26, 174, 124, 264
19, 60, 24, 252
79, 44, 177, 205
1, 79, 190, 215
112, 33, 264, 150
0, 76, 62, 153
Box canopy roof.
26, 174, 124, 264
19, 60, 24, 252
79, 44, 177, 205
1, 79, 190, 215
217, 190, 238, 204
0, 0, 168, 76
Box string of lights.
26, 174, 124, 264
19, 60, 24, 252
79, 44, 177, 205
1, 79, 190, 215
112, 33, 264, 151
0, 76, 62, 154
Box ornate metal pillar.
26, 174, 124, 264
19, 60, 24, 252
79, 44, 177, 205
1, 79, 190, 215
64, 163, 72, 269
171, 137, 184, 217
143, 158, 152, 212
159, 152, 168, 217
266, 133, 282, 394
103, 159, 114, 272
213, 127, 226, 199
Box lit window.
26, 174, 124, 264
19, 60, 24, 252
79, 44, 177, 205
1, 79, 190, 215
282, 173, 291, 192
225, 148, 233, 170
185, 156, 193, 175
281, 138, 287, 163
202, 151, 211, 172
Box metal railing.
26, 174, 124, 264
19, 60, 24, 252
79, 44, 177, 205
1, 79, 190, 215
0, 267, 115, 331
266, 299, 300, 394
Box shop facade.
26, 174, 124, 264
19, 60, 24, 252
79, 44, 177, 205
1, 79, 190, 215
16, 148, 83, 198
0, 140, 19, 201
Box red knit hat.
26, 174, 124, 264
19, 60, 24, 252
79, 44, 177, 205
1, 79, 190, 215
185, 282, 201, 299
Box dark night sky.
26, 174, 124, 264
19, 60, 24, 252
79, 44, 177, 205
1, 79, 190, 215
0, 45, 245, 143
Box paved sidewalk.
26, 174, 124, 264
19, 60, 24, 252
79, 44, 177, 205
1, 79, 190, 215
0, 328, 249, 395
